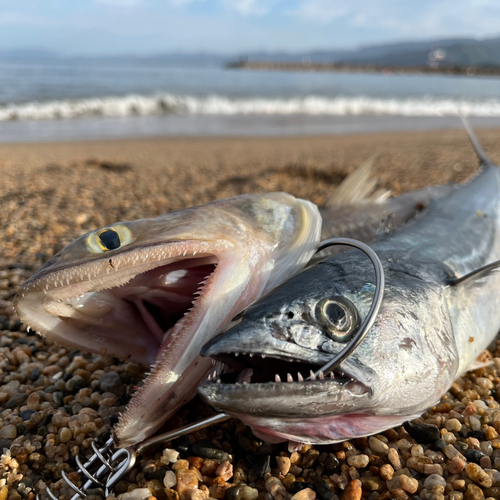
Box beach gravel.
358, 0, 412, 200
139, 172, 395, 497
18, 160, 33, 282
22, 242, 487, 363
0, 130, 500, 499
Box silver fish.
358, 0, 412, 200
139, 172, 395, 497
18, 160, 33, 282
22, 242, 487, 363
200, 126, 500, 445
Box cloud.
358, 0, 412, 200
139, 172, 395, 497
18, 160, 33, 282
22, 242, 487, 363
287, 0, 352, 24
221, 0, 268, 15
287, 0, 500, 38
94, 0, 144, 7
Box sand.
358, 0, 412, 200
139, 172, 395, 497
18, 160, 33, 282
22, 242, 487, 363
1, 128, 500, 500
2, 128, 499, 267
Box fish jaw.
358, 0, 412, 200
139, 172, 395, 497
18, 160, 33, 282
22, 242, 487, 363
113, 248, 272, 445
232, 413, 424, 445
200, 258, 460, 444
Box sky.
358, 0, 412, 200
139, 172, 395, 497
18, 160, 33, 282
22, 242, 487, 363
0, 0, 499, 56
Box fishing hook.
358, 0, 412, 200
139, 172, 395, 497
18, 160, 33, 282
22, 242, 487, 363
40, 237, 385, 499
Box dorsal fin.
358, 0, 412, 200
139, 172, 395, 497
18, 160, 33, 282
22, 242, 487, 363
326, 155, 390, 207
448, 259, 500, 286
460, 115, 494, 167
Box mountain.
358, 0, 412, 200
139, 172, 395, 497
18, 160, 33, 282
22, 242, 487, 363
1, 35, 500, 68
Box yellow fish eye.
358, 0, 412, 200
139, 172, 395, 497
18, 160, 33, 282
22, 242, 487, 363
86, 225, 133, 253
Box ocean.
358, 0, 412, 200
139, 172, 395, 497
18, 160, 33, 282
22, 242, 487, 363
1, 61, 500, 142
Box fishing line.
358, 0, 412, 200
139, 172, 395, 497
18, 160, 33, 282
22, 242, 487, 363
311, 237, 385, 378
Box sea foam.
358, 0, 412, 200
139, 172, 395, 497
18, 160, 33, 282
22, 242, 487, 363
1, 93, 500, 121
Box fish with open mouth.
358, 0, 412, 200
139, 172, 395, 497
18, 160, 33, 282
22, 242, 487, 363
200, 126, 500, 445
15, 193, 321, 445
14, 161, 447, 447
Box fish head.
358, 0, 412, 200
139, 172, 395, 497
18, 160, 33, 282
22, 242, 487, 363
15, 193, 321, 445
200, 255, 459, 444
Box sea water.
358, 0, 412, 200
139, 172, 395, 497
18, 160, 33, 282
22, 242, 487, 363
1, 61, 500, 142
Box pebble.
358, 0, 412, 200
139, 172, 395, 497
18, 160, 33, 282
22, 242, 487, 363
290, 488, 316, 500
368, 436, 388, 455
98, 372, 124, 394
0, 426, 16, 439
380, 464, 394, 480
449, 456, 466, 474
399, 475, 418, 494
465, 463, 493, 488
276, 456, 291, 475
19, 409, 36, 421
162, 449, 180, 464
388, 448, 402, 470
191, 440, 224, 460
403, 421, 440, 443
4, 393, 27, 409
340, 480, 362, 500
424, 474, 446, 490
464, 483, 485, 500
446, 418, 462, 432
301, 449, 320, 468
175, 470, 199, 500
215, 461, 233, 481
163, 471, 177, 489
122, 489, 152, 500
59, 427, 72, 443
346, 454, 369, 468
225, 485, 258, 500
466, 449, 487, 464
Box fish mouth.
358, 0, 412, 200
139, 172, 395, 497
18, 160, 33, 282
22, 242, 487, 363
199, 349, 373, 418
15, 240, 232, 366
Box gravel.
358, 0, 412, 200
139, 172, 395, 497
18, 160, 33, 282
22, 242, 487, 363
1, 130, 500, 500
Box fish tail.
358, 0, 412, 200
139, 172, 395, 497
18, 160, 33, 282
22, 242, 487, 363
460, 115, 494, 167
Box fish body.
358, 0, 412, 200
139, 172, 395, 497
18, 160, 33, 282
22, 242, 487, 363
200, 130, 500, 444
15, 193, 321, 445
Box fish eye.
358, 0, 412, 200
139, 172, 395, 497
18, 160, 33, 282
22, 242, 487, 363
316, 297, 359, 343
86, 225, 133, 253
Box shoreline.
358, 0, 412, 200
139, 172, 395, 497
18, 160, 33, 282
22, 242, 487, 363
1, 115, 500, 144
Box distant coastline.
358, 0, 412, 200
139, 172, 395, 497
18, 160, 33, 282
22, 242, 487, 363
226, 60, 500, 77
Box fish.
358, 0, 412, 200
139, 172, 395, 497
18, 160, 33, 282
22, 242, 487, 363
199, 125, 500, 445
15, 193, 321, 446
14, 160, 447, 447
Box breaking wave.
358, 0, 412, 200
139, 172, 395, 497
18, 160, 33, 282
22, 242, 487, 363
2, 93, 500, 121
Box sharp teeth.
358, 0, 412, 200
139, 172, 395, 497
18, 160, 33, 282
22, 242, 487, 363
297, 372, 304, 382
261, 354, 266, 359
249, 353, 254, 358
319, 371, 325, 380
309, 370, 316, 380
275, 374, 281, 382
217, 379, 221, 384
208, 374, 212, 381
329, 372, 335, 379
287, 373, 293, 382
234, 353, 239, 357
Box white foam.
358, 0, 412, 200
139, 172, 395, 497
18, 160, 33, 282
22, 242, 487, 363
2, 93, 500, 121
